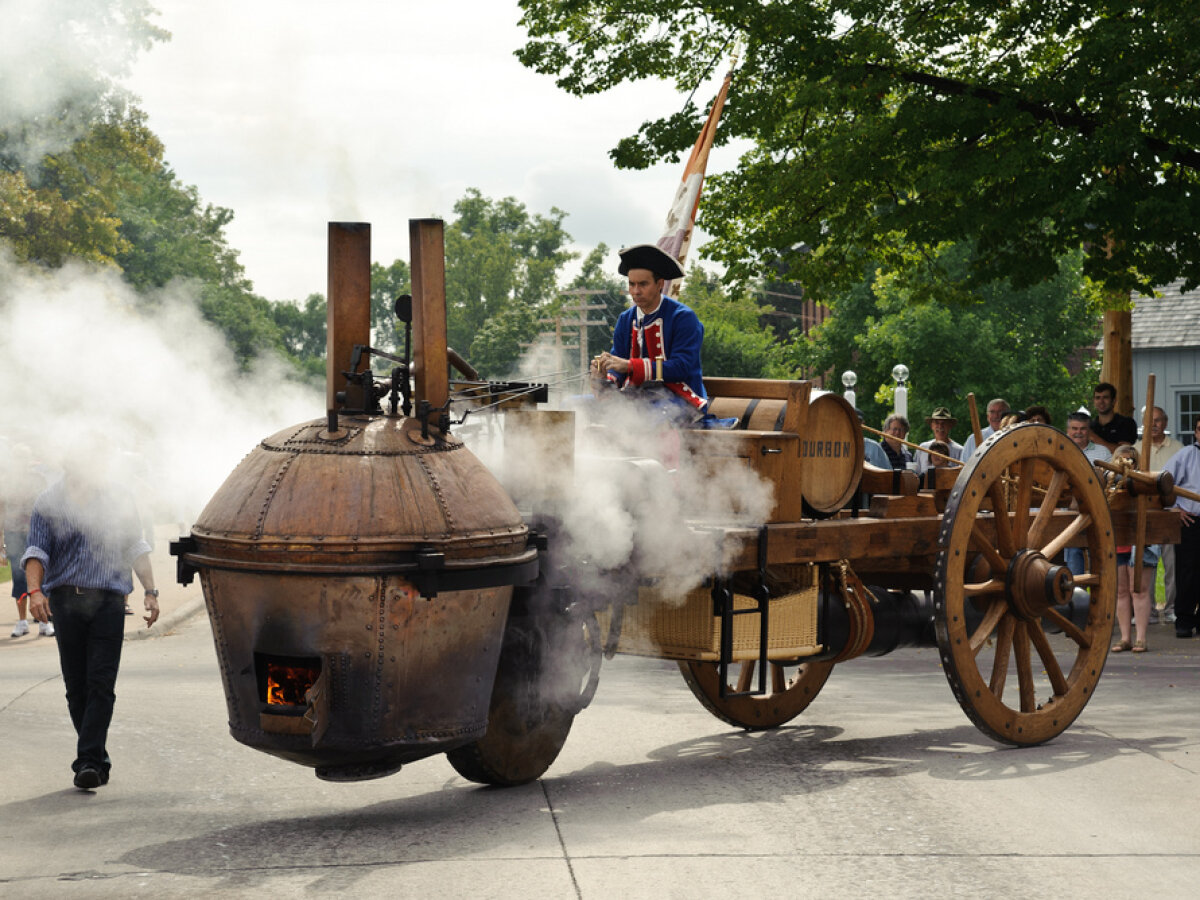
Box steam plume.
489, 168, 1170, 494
0, 251, 320, 528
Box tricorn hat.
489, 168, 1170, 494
925, 406, 957, 425
618, 243, 685, 280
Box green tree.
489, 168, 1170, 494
197, 284, 285, 372
791, 243, 1101, 442
466, 302, 540, 379
270, 292, 327, 381
0, 109, 163, 267
444, 188, 575, 378
517, 0, 1200, 297
115, 169, 248, 295
370, 259, 411, 356
0, 9, 302, 374
0, 99, 286, 372
680, 269, 789, 379
0, 1, 169, 174
267, 262, 416, 383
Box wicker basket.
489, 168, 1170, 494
599, 582, 821, 662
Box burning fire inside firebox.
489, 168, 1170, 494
262, 657, 321, 706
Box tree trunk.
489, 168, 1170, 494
1101, 308, 1133, 417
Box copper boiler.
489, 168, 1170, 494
172, 221, 537, 781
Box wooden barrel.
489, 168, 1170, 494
800, 391, 864, 515
707, 396, 788, 431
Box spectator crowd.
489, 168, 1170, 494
866, 381, 1200, 653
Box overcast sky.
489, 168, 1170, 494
125, 1, 736, 302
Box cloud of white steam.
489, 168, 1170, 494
472, 394, 776, 605
0, 0, 164, 169
0, 251, 321, 529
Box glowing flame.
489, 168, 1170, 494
266, 662, 319, 706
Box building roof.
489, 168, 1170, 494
1132, 280, 1200, 350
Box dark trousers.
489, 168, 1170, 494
48, 588, 125, 774
1174, 521, 1200, 634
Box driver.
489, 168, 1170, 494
591, 244, 707, 423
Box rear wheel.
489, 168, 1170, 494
678, 658, 833, 730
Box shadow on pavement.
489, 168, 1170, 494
107, 720, 1189, 892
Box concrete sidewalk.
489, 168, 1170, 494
3, 610, 1199, 898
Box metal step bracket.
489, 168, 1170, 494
714, 526, 771, 699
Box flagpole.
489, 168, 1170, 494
655, 52, 738, 299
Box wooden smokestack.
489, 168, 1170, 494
326, 222, 372, 414
409, 219, 449, 411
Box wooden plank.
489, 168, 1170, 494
778, 381, 809, 520
703, 377, 805, 401
326, 222, 371, 412
860, 464, 920, 495
923, 465, 961, 491
712, 507, 1179, 571
867, 494, 939, 517
410, 218, 449, 410
683, 431, 800, 522
682, 430, 798, 457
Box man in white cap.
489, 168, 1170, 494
591, 244, 707, 420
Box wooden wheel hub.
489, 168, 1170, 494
1005, 549, 1074, 621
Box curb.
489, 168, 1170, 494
126, 594, 207, 641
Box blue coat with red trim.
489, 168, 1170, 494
607, 297, 707, 410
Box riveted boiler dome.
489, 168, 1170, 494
188, 414, 532, 579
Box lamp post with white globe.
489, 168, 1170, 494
841, 370, 857, 410
892, 364, 909, 419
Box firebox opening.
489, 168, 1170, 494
256, 654, 322, 710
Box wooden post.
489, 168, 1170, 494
1133, 373, 1156, 593
1101, 307, 1134, 417
410, 219, 449, 411
966, 393, 983, 447
326, 222, 372, 413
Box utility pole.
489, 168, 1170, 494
519, 291, 611, 402
540, 289, 609, 373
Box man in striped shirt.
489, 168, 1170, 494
22, 461, 159, 790
1163, 420, 1200, 639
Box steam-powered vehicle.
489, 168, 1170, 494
172, 220, 1180, 785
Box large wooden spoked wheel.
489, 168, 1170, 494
935, 423, 1116, 746
678, 658, 834, 730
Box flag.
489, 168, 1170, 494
656, 65, 733, 298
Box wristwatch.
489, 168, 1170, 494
144, 588, 159, 598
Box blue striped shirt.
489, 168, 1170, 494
1164, 444, 1200, 516
20, 480, 152, 595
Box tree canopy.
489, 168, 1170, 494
791, 242, 1101, 442
0, 102, 293, 372
1, 1, 168, 173
444, 188, 576, 376
517, 0, 1200, 299
0, 3, 301, 374
681, 270, 791, 379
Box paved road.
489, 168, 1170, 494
2, 596, 1199, 898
